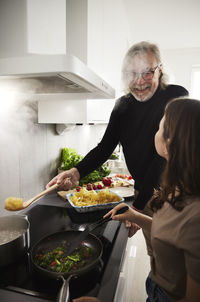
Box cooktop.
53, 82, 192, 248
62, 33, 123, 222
0, 203, 123, 301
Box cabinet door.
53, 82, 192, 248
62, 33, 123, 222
87, 99, 115, 123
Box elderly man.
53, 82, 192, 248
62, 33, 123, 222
47, 41, 188, 220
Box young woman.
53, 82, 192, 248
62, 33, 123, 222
105, 98, 200, 302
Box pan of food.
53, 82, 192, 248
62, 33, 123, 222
31, 230, 103, 302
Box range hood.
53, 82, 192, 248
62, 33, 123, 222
0, 53, 115, 98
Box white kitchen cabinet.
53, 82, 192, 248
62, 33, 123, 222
87, 99, 115, 123
38, 98, 115, 124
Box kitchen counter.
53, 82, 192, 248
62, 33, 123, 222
0, 192, 131, 302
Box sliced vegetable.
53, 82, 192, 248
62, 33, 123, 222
34, 242, 93, 273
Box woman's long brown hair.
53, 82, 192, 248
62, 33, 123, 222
151, 98, 200, 212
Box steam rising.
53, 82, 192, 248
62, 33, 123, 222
0, 90, 38, 145
0, 76, 89, 94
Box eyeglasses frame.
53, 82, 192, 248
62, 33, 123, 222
124, 63, 162, 81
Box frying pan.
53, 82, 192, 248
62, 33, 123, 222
31, 230, 102, 302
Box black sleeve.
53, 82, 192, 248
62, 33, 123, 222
133, 154, 166, 210
133, 85, 188, 210
75, 99, 121, 179
170, 85, 189, 98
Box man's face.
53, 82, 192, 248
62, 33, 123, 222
125, 52, 161, 102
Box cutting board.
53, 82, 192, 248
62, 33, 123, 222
57, 190, 75, 200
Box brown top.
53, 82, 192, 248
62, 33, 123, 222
150, 198, 200, 301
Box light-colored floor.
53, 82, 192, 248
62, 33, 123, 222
115, 229, 150, 302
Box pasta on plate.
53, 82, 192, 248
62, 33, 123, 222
70, 187, 121, 207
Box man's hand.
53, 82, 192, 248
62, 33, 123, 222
46, 168, 80, 191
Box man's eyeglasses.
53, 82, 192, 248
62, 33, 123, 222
124, 65, 161, 81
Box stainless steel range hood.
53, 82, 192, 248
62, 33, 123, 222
0, 0, 115, 99
0, 53, 115, 98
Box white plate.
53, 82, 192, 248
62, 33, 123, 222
109, 186, 134, 198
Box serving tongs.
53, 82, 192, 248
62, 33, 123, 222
67, 205, 129, 255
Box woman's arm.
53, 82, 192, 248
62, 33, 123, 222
104, 202, 152, 233
177, 275, 200, 302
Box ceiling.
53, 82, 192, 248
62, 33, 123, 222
123, 0, 200, 50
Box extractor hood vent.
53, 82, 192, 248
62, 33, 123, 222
0, 53, 115, 98
0, 75, 90, 94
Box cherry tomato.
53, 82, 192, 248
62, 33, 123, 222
92, 184, 97, 190
102, 177, 113, 186
86, 183, 93, 190
49, 261, 57, 267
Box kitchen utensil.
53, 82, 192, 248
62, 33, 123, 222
66, 205, 129, 256
0, 215, 30, 266
5, 183, 59, 211
31, 230, 102, 302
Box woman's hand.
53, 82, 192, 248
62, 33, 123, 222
46, 168, 80, 191
104, 202, 152, 233
104, 203, 140, 237
125, 220, 141, 237
104, 202, 136, 222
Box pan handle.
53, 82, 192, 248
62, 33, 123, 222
56, 275, 73, 302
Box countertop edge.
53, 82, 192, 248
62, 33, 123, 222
97, 223, 129, 302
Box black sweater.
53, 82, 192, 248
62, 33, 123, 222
76, 85, 188, 210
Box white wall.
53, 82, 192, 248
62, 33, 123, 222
162, 48, 200, 93
123, 0, 200, 49
87, 0, 130, 97
86, 0, 131, 122
122, 0, 200, 92
87, 0, 200, 95
0, 92, 107, 216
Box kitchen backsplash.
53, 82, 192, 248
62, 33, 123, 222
0, 94, 107, 216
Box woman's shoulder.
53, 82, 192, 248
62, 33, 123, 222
164, 197, 200, 215
184, 197, 200, 221
177, 198, 200, 253
164, 197, 200, 231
